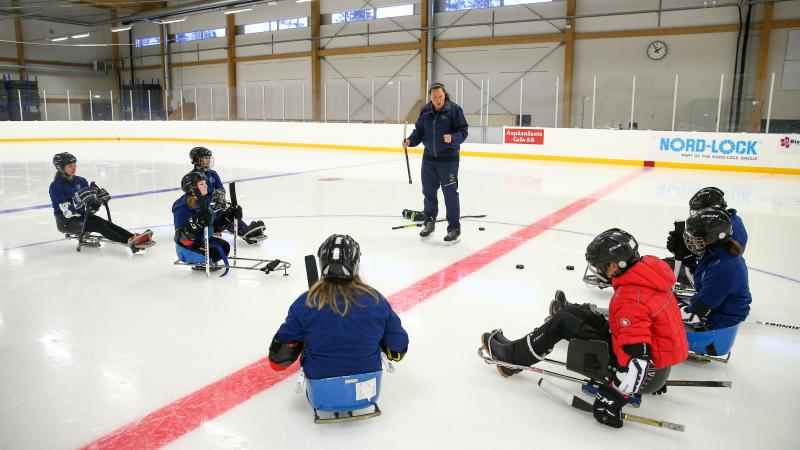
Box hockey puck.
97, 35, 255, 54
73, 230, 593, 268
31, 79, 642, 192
479, 227, 485, 231
516, 264, 524, 270
566, 265, 574, 271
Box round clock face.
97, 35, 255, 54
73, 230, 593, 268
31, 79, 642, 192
647, 41, 667, 60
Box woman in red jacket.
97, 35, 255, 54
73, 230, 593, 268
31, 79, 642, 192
481, 228, 688, 428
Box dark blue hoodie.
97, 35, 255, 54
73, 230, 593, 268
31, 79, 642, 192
408, 100, 469, 162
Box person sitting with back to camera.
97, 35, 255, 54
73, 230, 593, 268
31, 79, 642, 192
268, 234, 409, 380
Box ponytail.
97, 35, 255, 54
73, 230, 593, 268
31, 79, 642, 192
727, 239, 743, 257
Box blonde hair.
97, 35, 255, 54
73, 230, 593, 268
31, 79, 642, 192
187, 194, 198, 209
306, 275, 381, 317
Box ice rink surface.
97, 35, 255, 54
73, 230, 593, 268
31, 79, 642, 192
1, 141, 799, 450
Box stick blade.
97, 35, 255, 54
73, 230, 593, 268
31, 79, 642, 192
304, 254, 319, 288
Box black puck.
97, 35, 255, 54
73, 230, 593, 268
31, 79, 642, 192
479, 227, 485, 231
566, 265, 575, 270
516, 264, 524, 269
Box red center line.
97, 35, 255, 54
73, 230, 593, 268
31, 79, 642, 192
81, 168, 646, 450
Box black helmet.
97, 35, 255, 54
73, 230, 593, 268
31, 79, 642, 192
689, 187, 727, 214
585, 228, 640, 283
53, 152, 77, 172
318, 234, 361, 283
189, 146, 214, 171
683, 207, 732, 256
181, 171, 206, 195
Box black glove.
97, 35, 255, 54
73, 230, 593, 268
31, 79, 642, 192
73, 186, 98, 209
382, 346, 405, 362
221, 204, 243, 222
188, 209, 213, 231
593, 383, 626, 429
210, 189, 227, 211
95, 187, 111, 203
666, 221, 690, 260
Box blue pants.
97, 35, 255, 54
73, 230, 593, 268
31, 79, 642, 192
421, 159, 460, 231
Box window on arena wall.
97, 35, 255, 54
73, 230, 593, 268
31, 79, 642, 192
503, 0, 552, 5
332, 8, 375, 24
175, 28, 226, 43
443, 0, 501, 12
277, 17, 309, 29
135, 36, 161, 48
376, 4, 415, 18
244, 21, 278, 34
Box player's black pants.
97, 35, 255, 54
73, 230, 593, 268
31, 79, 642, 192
506, 304, 669, 393
183, 237, 230, 263
508, 304, 612, 366
56, 215, 132, 244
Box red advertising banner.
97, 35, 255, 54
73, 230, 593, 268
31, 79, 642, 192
504, 127, 545, 145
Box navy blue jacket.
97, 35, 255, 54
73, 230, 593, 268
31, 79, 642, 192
688, 245, 752, 329
172, 195, 216, 246
49, 175, 90, 219
407, 100, 469, 161
275, 291, 409, 380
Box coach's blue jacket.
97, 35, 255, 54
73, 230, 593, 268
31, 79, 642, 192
407, 100, 469, 161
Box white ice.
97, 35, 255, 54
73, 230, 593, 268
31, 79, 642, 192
1, 141, 799, 449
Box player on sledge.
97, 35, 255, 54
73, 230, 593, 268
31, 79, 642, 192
268, 234, 409, 422
481, 229, 688, 428
172, 171, 233, 268
49, 152, 154, 253
189, 146, 266, 244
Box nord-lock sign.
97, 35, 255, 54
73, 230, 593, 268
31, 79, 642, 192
504, 127, 545, 145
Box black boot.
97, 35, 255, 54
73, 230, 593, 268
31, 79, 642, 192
547, 290, 569, 321
481, 329, 523, 377
443, 229, 461, 245
419, 218, 435, 239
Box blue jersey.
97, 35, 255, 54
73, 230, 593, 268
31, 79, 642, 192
275, 291, 409, 380
688, 245, 752, 329
408, 101, 469, 161
49, 175, 89, 219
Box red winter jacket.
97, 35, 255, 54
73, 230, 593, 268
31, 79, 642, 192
609, 255, 688, 368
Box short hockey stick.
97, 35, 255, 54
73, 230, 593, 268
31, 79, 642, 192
392, 214, 487, 230
479, 347, 731, 388
195, 187, 211, 277
76, 181, 98, 253
541, 356, 731, 387
538, 378, 685, 432
230, 182, 238, 264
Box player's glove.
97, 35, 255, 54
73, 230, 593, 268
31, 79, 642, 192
681, 301, 711, 329
188, 210, 213, 231
667, 221, 691, 260
382, 346, 405, 362
95, 187, 111, 203
210, 189, 227, 211
72, 186, 98, 209
593, 383, 626, 429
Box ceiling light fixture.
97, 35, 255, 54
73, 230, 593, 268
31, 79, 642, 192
295, 0, 311, 3
156, 17, 187, 25
50, 36, 68, 42
224, 7, 253, 14
267, 1, 279, 5
111, 25, 132, 33
71, 33, 90, 39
